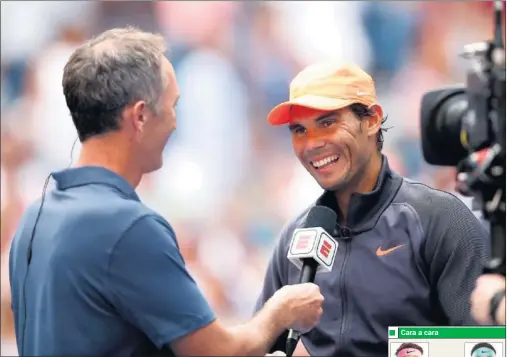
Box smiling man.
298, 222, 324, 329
255, 62, 490, 356
8, 28, 325, 357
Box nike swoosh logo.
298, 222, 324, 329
376, 244, 405, 256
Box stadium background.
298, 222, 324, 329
0, 1, 499, 355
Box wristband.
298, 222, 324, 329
489, 289, 505, 324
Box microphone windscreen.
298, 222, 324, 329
304, 205, 337, 233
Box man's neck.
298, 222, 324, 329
75, 136, 143, 189
334, 153, 383, 225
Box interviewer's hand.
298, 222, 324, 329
471, 274, 506, 325
268, 283, 324, 333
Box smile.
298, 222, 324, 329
311, 155, 339, 169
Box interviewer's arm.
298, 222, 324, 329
107, 214, 321, 356
172, 282, 322, 356
171, 298, 286, 356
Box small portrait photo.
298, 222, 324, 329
391, 342, 429, 357
465, 342, 503, 357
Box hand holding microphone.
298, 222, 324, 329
268, 283, 324, 333
285, 206, 338, 357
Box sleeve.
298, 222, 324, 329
106, 215, 216, 349
423, 193, 489, 325
254, 224, 292, 353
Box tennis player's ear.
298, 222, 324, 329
366, 104, 383, 137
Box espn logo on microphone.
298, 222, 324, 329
319, 239, 333, 259
287, 228, 338, 272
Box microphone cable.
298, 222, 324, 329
20, 173, 51, 356
19, 135, 77, 355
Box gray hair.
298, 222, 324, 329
62, 27, 167, 142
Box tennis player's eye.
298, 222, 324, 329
320, 119, 335, 128
290, 125, 306, 135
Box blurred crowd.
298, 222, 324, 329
0, 1, 500, 354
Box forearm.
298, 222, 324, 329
172, 283, 322, 356
227, 300, 286, 356
171, 308, 286, 357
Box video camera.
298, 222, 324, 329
420, 1, 505, 276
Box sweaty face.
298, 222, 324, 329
289, 106, 378, 192
138, 58, 179, 173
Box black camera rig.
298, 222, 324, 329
420, 1, 505, 276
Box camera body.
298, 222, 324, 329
419, 1, 505, 275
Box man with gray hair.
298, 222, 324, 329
8, 27, 324, 357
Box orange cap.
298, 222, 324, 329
267, 62, 378, 125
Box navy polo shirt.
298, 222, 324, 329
9, 166, 215, 356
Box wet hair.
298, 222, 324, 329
349, 103, 389, 152
396, 342, 424, 355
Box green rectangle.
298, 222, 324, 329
397, 327, 506, 339
389, 329, 396, 336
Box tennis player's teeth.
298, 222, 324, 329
312, 155, 339, 169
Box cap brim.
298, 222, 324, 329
267, 95, 354, 126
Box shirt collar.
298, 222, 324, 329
51, 166, 140, 201
316, 154, 403, 233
